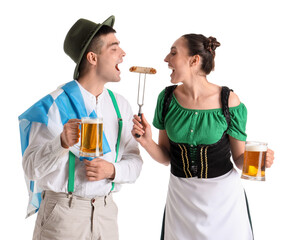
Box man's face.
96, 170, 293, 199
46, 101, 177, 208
95, 33, 126, 83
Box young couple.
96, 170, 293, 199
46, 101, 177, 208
19, 15, 274, 240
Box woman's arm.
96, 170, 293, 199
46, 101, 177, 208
229, 136, 245, 170
132, 114, 170, 165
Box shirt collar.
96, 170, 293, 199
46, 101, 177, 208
75, 80, 106, 102
74, 80, 106, 114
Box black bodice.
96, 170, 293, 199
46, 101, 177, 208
169, 133, 233, 178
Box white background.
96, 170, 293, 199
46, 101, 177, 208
1, 0, 293, 239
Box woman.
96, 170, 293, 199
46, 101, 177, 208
132, 34, 274, 240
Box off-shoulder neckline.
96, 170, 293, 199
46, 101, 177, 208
172, 94, 244, 113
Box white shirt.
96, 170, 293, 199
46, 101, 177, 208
22, 81, 143, 198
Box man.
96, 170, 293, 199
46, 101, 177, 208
19, 16, 143, 240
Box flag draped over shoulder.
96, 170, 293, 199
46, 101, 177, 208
19, 80, 111, 218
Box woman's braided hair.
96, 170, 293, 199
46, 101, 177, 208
204, 36, 221, 57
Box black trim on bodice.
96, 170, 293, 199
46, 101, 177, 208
163, 85, 234, 179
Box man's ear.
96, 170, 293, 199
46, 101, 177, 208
86, 52, 97, 65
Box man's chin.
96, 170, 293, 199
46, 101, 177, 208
114, 76, 121, 82
109, 77, 121, 83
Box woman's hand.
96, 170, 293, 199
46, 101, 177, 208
132, 113, 152, 147
266, 148, 275, 168
132, 115, 170, 165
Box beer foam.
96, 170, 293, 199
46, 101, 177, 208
246, 143, 267, 152
82, 118, 101, 124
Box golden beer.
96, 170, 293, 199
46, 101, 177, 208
80, 118, 103, 157
241, 141, 267, 181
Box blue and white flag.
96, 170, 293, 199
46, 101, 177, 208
19, 80, 111, 217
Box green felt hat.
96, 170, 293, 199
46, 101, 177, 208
64, 16, 115, 80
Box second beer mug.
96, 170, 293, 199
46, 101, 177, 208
80, 117, 103, 158
241, 141, 267, 181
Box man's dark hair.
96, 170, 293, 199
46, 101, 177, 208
78, 25, 116, 76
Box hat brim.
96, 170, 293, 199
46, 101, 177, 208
73, 15, 115, 80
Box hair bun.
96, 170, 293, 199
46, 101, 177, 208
205, 36, 221, 56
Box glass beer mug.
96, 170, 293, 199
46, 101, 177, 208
241, 141, 267, 181
79, 117, 103, 158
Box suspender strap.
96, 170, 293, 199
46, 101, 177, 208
67, 90, 123, 193
68, 151, 75, 193
107, 89, 123, 191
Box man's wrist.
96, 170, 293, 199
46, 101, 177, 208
60, 134, 69, 149
108, 163, 116, 180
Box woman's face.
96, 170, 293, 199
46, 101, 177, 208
164, 37, 192, 84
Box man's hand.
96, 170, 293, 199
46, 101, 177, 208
60, 119, 81, 148
84, 158, 115, 181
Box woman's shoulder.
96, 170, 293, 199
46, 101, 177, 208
206, 84, 237, 108
217, 84, 242, 108
157, 85, 177, 101
228, 90, 241, 108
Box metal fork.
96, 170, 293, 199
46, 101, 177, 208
135, 73, 147, 138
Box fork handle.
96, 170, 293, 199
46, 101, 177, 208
135, 112, 142, 138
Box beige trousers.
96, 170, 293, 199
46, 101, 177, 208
33, 191, 119, 240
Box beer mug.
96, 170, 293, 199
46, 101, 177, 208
241, 141, 267, 181
79, 117, 103, 158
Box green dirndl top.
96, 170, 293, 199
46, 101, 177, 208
152, 88, 248, 145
